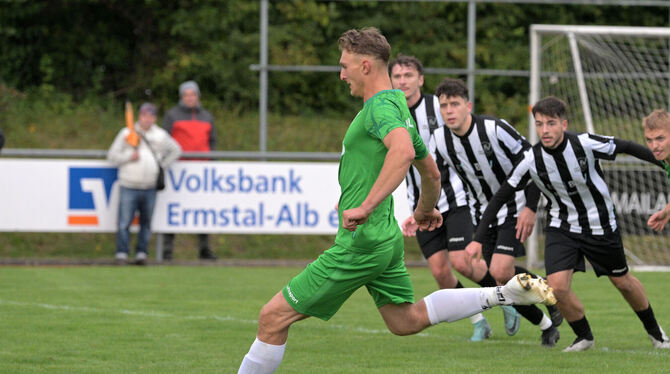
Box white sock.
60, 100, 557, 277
423, 288, 491, 325
470, 313, 485, 324
538, 314, 552, 330
238, 338, 286, 374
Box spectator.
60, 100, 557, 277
0, 126, 5, 150
162, 80, 218, 261
108, 102, 181, 265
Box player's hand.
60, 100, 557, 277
648, 208, 670, 232
413, 208, 442, 232
401, 216, 418, 237
464, 241, 483, 263
515, 207, 536, 243
130, 151, 139, 161
342, 206, 372, 231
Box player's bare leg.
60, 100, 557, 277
609, 273, 649, 311
548, 270, 594, 352
609, 273, 670, 348
238, 292, 308, 373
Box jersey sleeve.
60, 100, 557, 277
368, 97, 428, 160
496, 119, 529, 156
582, 133, 616, 160
506, 149, 534, 189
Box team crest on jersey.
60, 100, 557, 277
481, 141, 493, 157
427, 117, 439, 131
573, 157, 588, 178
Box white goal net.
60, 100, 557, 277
528, 25, 670, 270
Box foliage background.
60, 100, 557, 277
0, 1, 668, 260
1, 0, 668, 130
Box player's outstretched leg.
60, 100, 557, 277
499, 273, 557, 306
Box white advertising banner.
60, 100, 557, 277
0, 159, 411, 234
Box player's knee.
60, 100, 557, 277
450, 259, 470, 277
549, 283, 571, 300
431, 267, 455, 287
609, 273, 635, 292
258, 302, 281, 334
489, 266, 513, 284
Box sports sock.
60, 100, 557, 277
513, 305, 544, 325
538, 314, 552, 330
635, 304, 663, 341
476, 271, 498, 287
453, 281, 485, 324
238, 337, 286, 374
424, 288, 492, 325
568, 316, 594, 340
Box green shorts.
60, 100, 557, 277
282, 236, 414, 321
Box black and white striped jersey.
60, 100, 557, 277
430, 114, 530, 226
405, 93, 468, 213
505, 132, 620, 235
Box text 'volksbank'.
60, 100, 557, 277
165, 167, 339, 229
169, 168, 303, 193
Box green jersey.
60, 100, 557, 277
663, 161, 670, 182
335, 89, 428, 251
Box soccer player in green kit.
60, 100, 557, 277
237, 28, 556, 374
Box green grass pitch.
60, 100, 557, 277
0, 266, 668, 373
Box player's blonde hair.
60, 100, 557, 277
642, 109, 670, 131
338, 27, 391, 64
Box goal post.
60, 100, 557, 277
528, 25, 670, 270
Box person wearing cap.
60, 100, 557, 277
162, 80, 218, 260
108, 102, 182, 265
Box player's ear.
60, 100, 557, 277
361, 59, 371, 74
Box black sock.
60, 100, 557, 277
476, 272, 497, 287
568, 316, 594, 340
513, 305, 545, 325
636, 304, 663, 341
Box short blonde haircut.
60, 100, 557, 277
338, 27, 391, 64
643, 109, 670, 131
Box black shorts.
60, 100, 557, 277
544, 228, 629, 277
416, 206, 473, 259
480, 219, 526, 265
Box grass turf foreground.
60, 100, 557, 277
0, 266, 668, 373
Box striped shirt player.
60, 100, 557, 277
432, 78, 559, 348
406, 93, 471, 254
470, 96, 669, 352
390, 56, 498, 342
406, 93, 468, 216
430, 113, 537, 257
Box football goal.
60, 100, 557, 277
528, 25, 670, 270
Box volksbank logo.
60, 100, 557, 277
67, 167, 118, 226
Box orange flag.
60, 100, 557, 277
125, 101, 139, 147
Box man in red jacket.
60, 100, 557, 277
162, 80, 217, 260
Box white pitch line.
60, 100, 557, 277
0, 299, 666, 356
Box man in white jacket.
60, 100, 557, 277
107, 103, 181, 265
